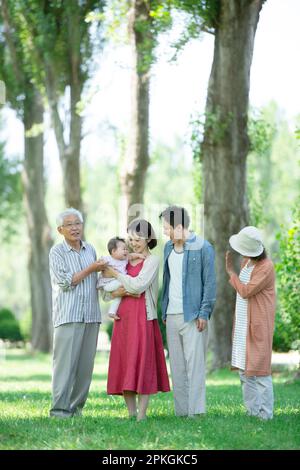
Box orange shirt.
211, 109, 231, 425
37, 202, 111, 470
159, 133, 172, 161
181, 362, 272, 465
229, 258, 276, 376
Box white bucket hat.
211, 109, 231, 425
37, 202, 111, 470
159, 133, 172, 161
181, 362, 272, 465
229, 226, 264, 257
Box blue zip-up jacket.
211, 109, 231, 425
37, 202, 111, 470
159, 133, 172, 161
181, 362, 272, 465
161, 232, 216, 322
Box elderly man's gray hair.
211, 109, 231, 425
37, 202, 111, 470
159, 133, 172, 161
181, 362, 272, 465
56, 208, 83, 227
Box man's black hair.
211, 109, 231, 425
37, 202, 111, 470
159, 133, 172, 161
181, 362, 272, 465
159, 205, 190, 229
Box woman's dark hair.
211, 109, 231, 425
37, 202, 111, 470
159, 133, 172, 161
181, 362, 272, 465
159, 205, 190, 229
107, 237, 126, 255
127, 219, 157, 250
250, 248, 267, 261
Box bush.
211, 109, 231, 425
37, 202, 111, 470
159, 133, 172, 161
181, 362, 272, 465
19, 309, 32, 342
274, 198, 300, 352
157, 288, 168, 351
105, 319, 113, 342
0, 308, 23, 342
0, 308, 14, 322
273, 312, 294, 352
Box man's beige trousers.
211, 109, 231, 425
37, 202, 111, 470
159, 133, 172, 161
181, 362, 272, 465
166, 314, 208, 417
50, 322, 99, 418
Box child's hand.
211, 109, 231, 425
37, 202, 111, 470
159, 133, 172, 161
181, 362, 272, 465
109, 313, 120, 321
91, 259, 108, 272
128, 253, 146, 260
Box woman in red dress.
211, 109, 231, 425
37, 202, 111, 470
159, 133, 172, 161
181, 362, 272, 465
103, 219, 170, 421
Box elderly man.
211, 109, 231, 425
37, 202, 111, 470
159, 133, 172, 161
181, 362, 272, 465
49, 208, 106, 418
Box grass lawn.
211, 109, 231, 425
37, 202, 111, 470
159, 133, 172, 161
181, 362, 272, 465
0, 348, 299, 450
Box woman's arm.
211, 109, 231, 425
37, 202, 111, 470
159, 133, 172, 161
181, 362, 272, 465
117, 256, 159, 294
100, 286, 125, 302
229, 264, 274, 299
100, 286, 140, 302
101, 256, 159, 294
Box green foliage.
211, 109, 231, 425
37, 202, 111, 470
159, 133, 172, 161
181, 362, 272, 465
0, 121, 22, 240
247, 107, 276, 227
19, 309, 32, 342
192, 158, 202, 202
92, 1, 172, 73
190, 109, 233, 159
274, 199, 300, 352
134, 1, 172, 74
205, 109, 233, 145
148, 0, 173, 35
0, 151, 22, 218
247, 111, 300, 352
170, 0, 220, 60
23, 1, 104, 88
105, 319, 114, 342
247, 168, 270, 228
0, 308, 23, 342
0, 0, 106, 111
246, 104, 300, 242
0, 308, 14, 322
172, 0, 220, 28
248, 111, 275, 156
190, 110, 233, 202
156, 288, 167, 350
190, 112, 204, 162
87, 0, 129, 44
0, 5, 26, 115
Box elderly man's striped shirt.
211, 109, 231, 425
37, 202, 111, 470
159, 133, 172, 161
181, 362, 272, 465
49, 240, 101, 328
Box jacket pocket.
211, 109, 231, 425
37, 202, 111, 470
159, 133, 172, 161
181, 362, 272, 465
188, 254, 200, 273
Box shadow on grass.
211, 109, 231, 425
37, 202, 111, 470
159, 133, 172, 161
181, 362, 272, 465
0, 390, 51, 402
3, 353, 50, 362
0, 384, 240, 402
1, 374, 52, 383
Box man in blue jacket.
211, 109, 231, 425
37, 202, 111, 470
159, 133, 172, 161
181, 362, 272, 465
160, 206, 216, 417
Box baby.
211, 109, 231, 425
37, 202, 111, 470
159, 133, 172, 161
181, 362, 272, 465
96, 237, 144, 320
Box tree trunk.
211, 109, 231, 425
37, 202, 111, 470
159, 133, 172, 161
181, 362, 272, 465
23, 88, 53, 352
202, 0, 264, 369
121, 0, 153, 222
61, 83, 82, 212
44, 2, 83, 213
45, 77, 83, 213
62, 3, 83, 213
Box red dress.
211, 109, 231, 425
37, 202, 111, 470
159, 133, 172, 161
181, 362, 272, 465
107, 261, 170, 395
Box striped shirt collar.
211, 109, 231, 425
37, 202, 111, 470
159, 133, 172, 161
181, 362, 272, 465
62, 239, 86, 252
